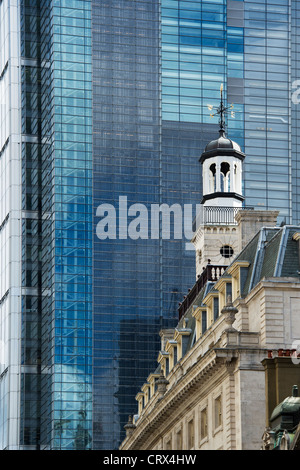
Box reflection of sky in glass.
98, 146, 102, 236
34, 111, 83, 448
243, 0, 291, 221
51, 0, 93, 450
161, 0, 231, 126
162, 0, 291, 224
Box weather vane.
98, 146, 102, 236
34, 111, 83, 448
207, 83, 235, 134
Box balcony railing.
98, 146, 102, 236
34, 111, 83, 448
193, 206, 254, 228
178, 263, 227, 320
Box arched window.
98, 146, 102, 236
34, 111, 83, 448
209, 163, 216, 192
220, 162, 230, 192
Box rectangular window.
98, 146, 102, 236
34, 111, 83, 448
202, 311, 207, 334
166, 357, 169, 375
225, 282, 232, 302
214, 395, 222, 429
176, 428, 182, 450
200, 407, 208, 440
188, 418, 194, 449
213, 297, 219, 322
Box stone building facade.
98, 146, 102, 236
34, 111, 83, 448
120, 129, 300, 451
120, 222, 300, 450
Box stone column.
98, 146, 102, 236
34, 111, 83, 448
230, 162, 236, 192
202, 161, 210, 195
216, 162, 221, 192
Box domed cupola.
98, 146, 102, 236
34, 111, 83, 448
203, 129, 243, 154
200, 92, 245, 208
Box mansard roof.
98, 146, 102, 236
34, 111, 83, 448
172, 224, 300, 363
234, 225, 300, 297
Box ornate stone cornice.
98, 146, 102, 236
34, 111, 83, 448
120, 348, 238, 450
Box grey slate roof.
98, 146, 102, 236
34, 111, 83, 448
239, 226, 300, 297
179, 225, 300, 331
173, 225, 300, 361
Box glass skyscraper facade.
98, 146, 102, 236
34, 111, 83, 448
0, 0, 299, 451
161, 0, 292, 222
0, 0, 92, 450
92, 0, 164, 450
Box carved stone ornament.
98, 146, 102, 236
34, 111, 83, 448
221, 295, 238, 330
156, 373, 169, 399
124, 415, 136, 438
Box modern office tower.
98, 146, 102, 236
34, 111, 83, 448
0, 0, 298, 451
0, 0, 92, 450
92, 0, 218, 449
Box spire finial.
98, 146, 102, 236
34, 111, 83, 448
207, 84, 235, 137
219, 83, 225, 136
